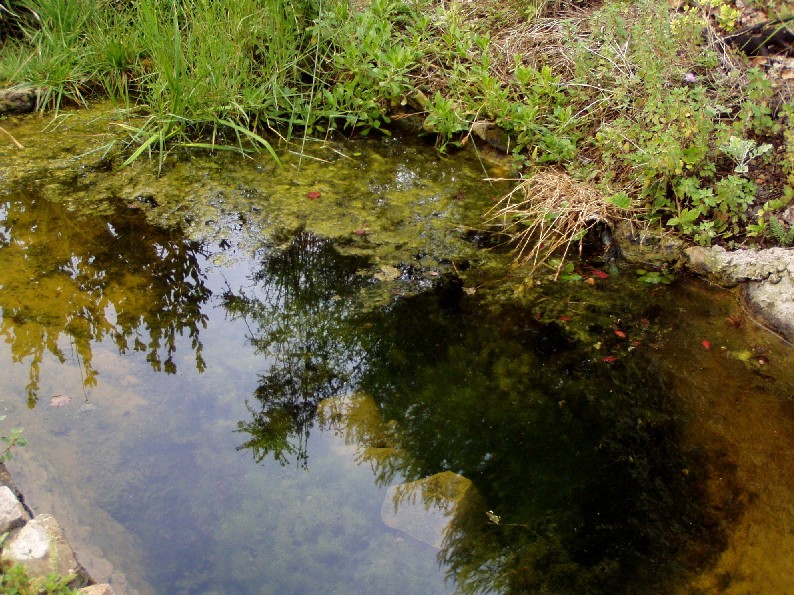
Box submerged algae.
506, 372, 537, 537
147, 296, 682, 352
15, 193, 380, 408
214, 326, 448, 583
0, 103, 512, 285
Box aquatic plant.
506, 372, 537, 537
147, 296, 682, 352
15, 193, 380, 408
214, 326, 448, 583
0, 415, 27, 463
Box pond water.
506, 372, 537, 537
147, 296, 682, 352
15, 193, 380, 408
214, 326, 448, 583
1, 107, 794, 593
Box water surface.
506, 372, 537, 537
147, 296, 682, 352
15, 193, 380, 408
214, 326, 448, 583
2, 108, 794, 593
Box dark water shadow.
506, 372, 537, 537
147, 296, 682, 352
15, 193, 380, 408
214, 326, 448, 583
226, 231, 729, 594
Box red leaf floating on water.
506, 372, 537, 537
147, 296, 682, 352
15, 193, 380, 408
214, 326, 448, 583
50, 394, 71, 407
614, 329, 627, 339
589, 268, 609, 279
306, 191, 321, 200
602, 355, 618, 363
701, 340, 712, 350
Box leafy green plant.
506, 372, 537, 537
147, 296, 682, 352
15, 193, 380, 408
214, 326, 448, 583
0, 561, 77, 594
718, 136, 772, 174
768, 217, 794, 247
0, 415, 27, 463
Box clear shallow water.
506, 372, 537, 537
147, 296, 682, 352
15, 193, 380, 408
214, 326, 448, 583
2, 109, 794, 593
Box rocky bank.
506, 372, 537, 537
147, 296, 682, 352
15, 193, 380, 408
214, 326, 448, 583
614, 221, 794, 345
0, 464, 114, 593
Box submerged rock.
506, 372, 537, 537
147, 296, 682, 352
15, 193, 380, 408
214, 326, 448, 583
78, 584, 116, 595
381, 471, 473, 549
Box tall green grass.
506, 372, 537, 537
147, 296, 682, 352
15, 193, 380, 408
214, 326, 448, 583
123, 0, 319, 166
3, 0, 323, 164
2, 0, 95, 108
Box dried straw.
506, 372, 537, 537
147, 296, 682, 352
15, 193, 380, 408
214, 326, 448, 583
486, 170, 635, 278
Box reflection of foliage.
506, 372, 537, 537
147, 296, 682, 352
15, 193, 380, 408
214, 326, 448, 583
356, 297, 720, 594
318, 395, 408, 486
228, 229, 723, 591
0, 191, 211, 405
227, 232, 370, 468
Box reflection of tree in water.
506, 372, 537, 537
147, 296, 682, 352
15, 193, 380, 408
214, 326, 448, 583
229, 232, 724, 592
224, 231, 370, 468
0, 191, 211, 405
354, 297, 722, 594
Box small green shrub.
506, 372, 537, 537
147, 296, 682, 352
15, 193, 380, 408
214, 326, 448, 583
768, 217, 794, 247
0, 415, 26, 463
0, 561, 77, 594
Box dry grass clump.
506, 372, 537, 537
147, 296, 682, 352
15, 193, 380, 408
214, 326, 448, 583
488, 9, 590, 81
487, 171, 634, 278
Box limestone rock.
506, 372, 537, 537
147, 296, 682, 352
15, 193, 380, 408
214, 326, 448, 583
741, 272, 794, 343
684, 245, 794, 342
0, 485, 28, 532
2, 514, 81, 581
684, 245, 794, 287
79, 584, 116, 595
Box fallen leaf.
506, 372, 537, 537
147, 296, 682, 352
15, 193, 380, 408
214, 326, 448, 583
353, 228, 369, 235
50, 395, 71, 407
602, 355, 618, 363
589, 268, 609, 279
558, 315, 571, 322
701, 340, 711, 350
306, 191, 321, 200
614, 329, 627, 339
585, 277, 596, 285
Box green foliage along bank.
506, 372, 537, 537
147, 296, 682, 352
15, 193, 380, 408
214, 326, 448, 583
1, 0, 792, 249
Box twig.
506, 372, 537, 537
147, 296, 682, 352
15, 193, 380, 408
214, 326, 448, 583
0, 125, 24, 149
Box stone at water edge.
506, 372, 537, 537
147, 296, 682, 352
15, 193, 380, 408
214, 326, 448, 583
0, 485, 28, 532
0, 87, 38, 115
684, 246, 794, 342
2, 514, 82, 582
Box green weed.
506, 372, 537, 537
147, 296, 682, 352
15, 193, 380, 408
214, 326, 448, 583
768, 217, 794, 247
0, 415, 26, 463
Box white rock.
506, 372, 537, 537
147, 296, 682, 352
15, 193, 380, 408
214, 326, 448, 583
2, 514, 81, 581
0, 485, 27, 532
